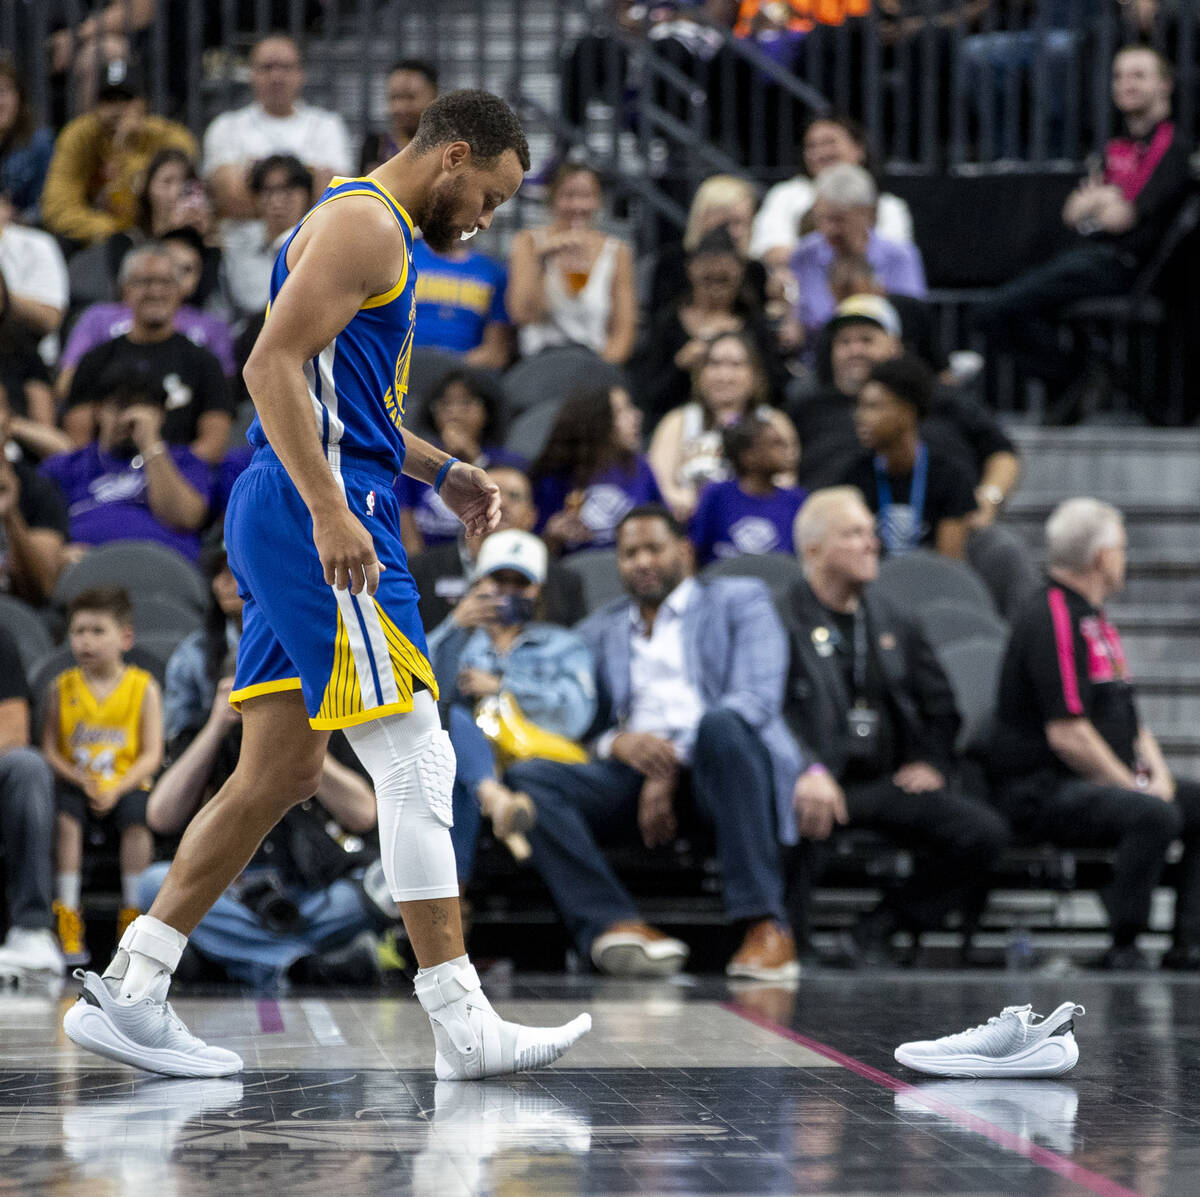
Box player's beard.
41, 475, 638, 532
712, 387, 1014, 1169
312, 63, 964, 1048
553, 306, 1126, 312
421, 176, 468, 253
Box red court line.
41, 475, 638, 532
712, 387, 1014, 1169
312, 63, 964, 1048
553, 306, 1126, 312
722, 1000, 1141, 1197
256, 999, 284, 1033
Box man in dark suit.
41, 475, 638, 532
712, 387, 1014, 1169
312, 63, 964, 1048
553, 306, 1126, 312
506, 504, 802, 982
781, 486, 1009, 964
409, 464, 584, 630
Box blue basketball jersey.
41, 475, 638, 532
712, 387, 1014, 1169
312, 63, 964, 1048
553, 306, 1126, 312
246, 176, 418, 473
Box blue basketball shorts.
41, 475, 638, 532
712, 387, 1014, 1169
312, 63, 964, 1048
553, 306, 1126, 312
225, 447, 438, 729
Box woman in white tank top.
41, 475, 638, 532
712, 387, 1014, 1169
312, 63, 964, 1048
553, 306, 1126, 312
507, 164, 637, 364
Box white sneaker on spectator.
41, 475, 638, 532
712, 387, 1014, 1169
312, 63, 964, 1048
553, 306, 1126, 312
62, 969, 243, 1077
894, 1002, 1083, 1077
590, 921, 689, 977
0, 927, 65, 985
415, 958, 591, 1081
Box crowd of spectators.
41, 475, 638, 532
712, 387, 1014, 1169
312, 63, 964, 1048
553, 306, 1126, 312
0, 17, 1197, 988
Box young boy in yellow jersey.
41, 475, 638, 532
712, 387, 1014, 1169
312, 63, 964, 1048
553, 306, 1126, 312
42, 587, 163, 964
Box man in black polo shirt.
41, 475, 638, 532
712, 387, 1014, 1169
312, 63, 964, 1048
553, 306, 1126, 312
62, 243, 233, 464
988, 497, 1200, 970
837, 353, 978, 559
971, 45, 1193, 417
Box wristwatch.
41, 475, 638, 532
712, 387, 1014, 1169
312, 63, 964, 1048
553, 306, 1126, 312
978, 484, 1005, 508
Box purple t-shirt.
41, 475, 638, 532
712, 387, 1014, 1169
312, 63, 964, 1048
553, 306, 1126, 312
534, 457, 664, 554
689, 479, 807, 567
40, 444, 214, 562
395, 444, 527, 547
60, 302, 238, 376
791, 230, 927, 337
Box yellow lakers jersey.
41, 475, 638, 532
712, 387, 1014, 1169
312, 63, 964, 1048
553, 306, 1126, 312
56, 666, 151, 788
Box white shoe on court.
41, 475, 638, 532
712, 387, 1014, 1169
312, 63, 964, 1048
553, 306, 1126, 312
0, 927, 65, 985
894, 1002, 1083, 1078
62, 969, 243, 1078
415, 959, 591, 1080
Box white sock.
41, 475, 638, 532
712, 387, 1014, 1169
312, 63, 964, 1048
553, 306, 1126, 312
121, 873, 141, 909
56, 873, 81, 910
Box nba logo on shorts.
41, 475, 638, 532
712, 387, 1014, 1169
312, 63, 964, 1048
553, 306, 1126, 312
365, 490, 376, 517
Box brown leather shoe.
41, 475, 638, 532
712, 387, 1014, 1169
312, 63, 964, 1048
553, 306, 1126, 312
590, 921, 689, 977
726, 920, 801, 982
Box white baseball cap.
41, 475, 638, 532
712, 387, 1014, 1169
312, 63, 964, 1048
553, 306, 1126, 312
473, 529, 548, 584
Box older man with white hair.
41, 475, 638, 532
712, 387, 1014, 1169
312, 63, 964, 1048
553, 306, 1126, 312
781, 486, 1008, 965
988, 497, 1200, 970
789, 163, 927, 348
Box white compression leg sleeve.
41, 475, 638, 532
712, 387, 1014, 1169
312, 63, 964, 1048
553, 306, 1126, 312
343, 691, 460, 902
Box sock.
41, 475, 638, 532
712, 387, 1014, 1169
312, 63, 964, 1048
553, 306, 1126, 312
56, 873, 81, 910
121, 874, 141, 910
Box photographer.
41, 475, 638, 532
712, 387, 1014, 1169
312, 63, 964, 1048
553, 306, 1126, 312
39, 372, 213, 564
142, 540, 391, 990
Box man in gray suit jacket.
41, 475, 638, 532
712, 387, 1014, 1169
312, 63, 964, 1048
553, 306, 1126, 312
506, 505, 802, 982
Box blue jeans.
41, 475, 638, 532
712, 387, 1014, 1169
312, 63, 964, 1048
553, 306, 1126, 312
0, 748, 55, 930
138, 862, 372, 991
507, 709, 786, 957
447, 703, 497, 883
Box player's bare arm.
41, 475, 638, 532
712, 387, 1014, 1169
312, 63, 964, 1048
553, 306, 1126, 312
243, 196, 405, 596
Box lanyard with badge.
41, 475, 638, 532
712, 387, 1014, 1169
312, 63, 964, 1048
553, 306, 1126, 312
817, 607, 883, 760
873, 442, 928, 554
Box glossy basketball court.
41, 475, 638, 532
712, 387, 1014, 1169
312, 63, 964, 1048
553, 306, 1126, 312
0, 970, 1193, 1195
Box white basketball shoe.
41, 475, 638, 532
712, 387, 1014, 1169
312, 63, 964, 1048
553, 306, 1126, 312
62, 969, 243, 1078
0, 926, 65, 986
894, 1002, 1083, 1078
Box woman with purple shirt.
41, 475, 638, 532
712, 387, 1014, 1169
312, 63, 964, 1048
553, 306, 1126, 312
689, 411, 806, 567
394, 368, 526, 555
532, 384, 663, 556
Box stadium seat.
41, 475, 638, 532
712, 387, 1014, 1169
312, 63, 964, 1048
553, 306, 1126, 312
916, 598, 1008, 650
966, 524, 1040, 619
701, 553, 806, 602
561, 548, 625, 614
504, 398, 564, 463
130, 594, 203, 650
934, 635, 1006, 754
502, 346, 627, 416
875, 548, 996, 615
0, 594, 54, 674
53, 541, 208, 616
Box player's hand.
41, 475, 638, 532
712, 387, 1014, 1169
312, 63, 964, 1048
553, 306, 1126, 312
439, 463, 500, 539
313, 505, 385, 595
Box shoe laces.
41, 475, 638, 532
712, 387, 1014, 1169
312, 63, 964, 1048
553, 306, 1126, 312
940, 1005, 1031, 1045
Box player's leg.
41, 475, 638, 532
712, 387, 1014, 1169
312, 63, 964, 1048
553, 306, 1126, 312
343, 691, 591, 1080
62, 690, 327, 1077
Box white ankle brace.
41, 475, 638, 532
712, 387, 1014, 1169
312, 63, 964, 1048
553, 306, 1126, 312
104, 914, 188, 1000
344, 692, 459, 902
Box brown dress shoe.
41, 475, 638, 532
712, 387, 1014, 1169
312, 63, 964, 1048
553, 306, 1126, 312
726, 920, 801, 982
590, 921, 689, 977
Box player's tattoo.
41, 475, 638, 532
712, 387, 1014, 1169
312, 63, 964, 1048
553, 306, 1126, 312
429, 903, 450, 927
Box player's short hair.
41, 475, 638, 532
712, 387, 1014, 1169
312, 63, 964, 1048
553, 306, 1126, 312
410, 89, 530, 172
68, 586, 133, 625
617, 504, 687, 542
390, 58, 438, 89
1045, 498, 1124, 572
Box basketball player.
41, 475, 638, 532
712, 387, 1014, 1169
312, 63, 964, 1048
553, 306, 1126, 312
62, 90, 590, 1080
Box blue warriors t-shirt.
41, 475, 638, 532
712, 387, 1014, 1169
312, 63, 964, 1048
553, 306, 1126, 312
246, 176, 418, 473
688, 479, 808, 567
412, 240, 508, 354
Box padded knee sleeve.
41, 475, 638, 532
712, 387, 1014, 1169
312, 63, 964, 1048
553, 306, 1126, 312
345, 694, 461, 903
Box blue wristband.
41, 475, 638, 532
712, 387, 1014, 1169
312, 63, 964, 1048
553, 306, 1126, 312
433, 457, 459, 495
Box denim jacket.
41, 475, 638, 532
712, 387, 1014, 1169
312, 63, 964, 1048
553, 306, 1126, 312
426, 618, 597, 741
